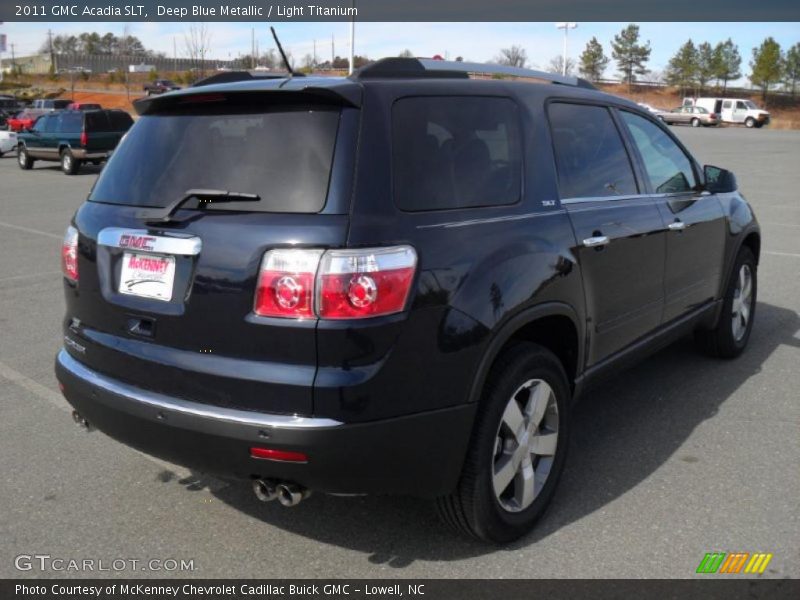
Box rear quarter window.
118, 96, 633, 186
392, 96, 522, 211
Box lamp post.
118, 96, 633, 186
348, 1, 355, 75
555, 22, 577, 76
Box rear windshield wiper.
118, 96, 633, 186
136, 189, 261, 224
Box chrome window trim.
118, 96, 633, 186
57, 350, 342, 429
97, 227, 202, 256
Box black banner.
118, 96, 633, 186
3, 580, 800, 600
2, 0, 800, 22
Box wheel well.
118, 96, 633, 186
742, 232, 761, 264
505, 315, 579, 385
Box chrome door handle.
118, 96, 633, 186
583, 235, 610, 248
668, 221, 687, 231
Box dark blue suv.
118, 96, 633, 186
55, 58, 760, 542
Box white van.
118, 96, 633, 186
683, 97, 770, 128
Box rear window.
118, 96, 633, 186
60, 112, 83, 133
53, 100, 71, 109
392, 96, 522, 211
90, 103, 340, 213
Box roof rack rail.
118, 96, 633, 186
353, 57, 596, 89
192, 70, 303, 87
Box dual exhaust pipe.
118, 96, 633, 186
72, 410, 93, 432
253, 479, 311, 507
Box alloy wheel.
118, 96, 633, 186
731, 264, 753, 342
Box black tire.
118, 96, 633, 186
755, 122, 765, 129
691, 118, 700, 128
695, 247, 757, 359
61, 148, 81, 175
745, 117, 755, 128
17, 145, 33, 170
436, 342, 570, 543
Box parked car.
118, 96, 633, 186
67, 103, 103, 111
143, 79, 181, 96
0, 98, 25, 129
0, 130, 17, 156
6, 109, 45, 132
661, 106, 720, 127
31, 99, 72, 111
55, 59, 760, 543
17, 109, 134, 175
683, 97, 770, 128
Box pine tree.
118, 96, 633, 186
578, 37, 609, 82
784, 43, 800, 97
666, 40, 698, 97
610, 24, 651, 91
696, 42, 716, 93
713, 39, 742, 93
750, 37, 783, 102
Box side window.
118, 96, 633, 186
60, 112, 83, 134
109, 111, 134, 130
392, 96, 522, 211
548, 102, 637, 199
736, 101, 747, 110
32, 116, 49, 132
44, 114, 60, 133
620, 111, 697, 194
722, 100, 732, 109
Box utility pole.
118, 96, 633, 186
173, 36, 177, 73
251, 28, 255, 69
331, 33, 334, 66
555, 22, 577, 76
48, 28, 56, 73
348, 1, 355, 75
313, 39, 317, 69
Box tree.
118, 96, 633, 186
696, 42, 716, 93
495, 45, 527, 68
713, 39, 742, 93
184, 23, 213, 77
548, 56, 575, 77
611, 24, 651, 91
578, 37, 609, 82
750, 37, 783, 102
398, 49, 414, 58
784, 43, 800, 97
665, 39, 698, 97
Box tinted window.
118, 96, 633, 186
736, 101, 747, 110
620, 111, 697, 194
90, 103, 340, 213
85, 111, 111, 132
108, 111, 134, 130
60, 112, 83, 133
32, 116, 48, 132
392, 96, 522, 211
44, 115, 60, 133
53, 100, 71, 109
548, 103, 637, 199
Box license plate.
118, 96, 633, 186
119, 252, 175, 301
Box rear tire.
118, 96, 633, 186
17, 146, 33, 169
436, 343, 570, 543
745, 117, 756, 128
691, 118, 700, 128
61, 148, 81, 175
695, 247, 757, 359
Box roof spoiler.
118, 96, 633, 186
191, 70, 304, 87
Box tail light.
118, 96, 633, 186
253, 246, 417, 320
61, 225, 79, 282
317, 247, 417, 319
79, 131, 88, 146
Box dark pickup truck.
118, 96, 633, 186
17, 109, 134, 175
143, 79, 181, 96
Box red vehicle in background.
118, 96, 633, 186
66, 103, 102, 111
6, 110, 45, 132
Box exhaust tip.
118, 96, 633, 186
278, 483, 312, 507
252, 479, 278, 502
71, 410, 93, 431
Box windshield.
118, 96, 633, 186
89, 103, 341, 213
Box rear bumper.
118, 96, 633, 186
55, 349, 475, 497
71, 149, 109, 160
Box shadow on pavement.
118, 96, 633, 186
193, 301, 798, 565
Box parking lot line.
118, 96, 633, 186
0, 220, 62, 240
764, 250, 800, 258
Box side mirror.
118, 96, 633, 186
704, 165, 737, 194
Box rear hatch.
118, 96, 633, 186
64, 86, 360, 416
83, 110, 134, 153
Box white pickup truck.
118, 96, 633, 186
683, 97, 770, 128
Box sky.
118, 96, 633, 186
1, 21, 798, 82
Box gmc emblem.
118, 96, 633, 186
119, 234, 156, 251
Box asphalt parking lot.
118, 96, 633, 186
0, 127, 798, 579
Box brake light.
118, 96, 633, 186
254, 249, 323, 318
61, 225, 79, 282
253, 246, 417, 320
250, 447, 308, 463
79, 131, 87, 146
317, 246, 417, 319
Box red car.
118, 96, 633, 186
6, 110, 44, 132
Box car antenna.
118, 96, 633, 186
270, 26, 295, 85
